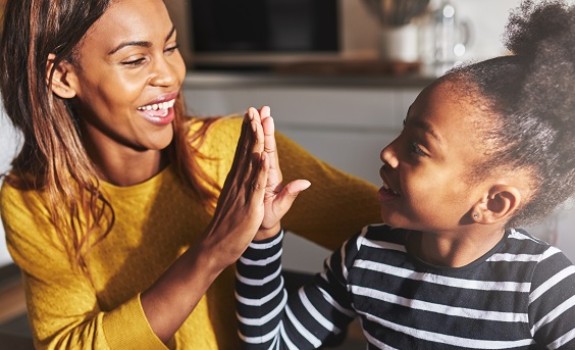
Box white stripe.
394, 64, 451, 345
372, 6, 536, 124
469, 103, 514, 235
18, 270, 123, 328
236, 264, 282, 286
238, 290, 287, 326
285, 304, 322, 347
342, 226, 369, 281
508, 229, 541, 243
548, 328, 575, 350
315, 281, 356, 317
530, 265, 575, 303
363, 330, 400, 350
351, 285, 527, 323
298, 288, 341, 333
278, 321, 299, 350
250, 231, 284, 249
356, 310, 535, 349
238, 322, 281, 344
235, 277, 284, 306
239, 248, 282, 266
531, 295, 575, 334
270, 336, 278, 350
361, 239, 406, 253
487, 253, 542, 262
339, 243, 349, 280
354, 259, 530, 292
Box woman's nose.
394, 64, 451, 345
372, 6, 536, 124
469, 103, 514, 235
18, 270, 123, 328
150, 57, 181, 87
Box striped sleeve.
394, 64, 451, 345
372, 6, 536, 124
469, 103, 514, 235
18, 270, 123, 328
235, 229, 362, 349
528, 246, 575, 349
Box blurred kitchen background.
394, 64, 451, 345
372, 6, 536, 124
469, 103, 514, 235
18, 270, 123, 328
1, 0, 574, 276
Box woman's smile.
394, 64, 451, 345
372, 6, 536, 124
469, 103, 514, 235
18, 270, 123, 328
137, 97, 177, 126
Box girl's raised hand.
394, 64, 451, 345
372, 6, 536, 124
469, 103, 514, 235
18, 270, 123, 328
250, 106, 311, 240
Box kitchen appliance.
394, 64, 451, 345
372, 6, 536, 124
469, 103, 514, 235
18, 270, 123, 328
166, 0, 341, 70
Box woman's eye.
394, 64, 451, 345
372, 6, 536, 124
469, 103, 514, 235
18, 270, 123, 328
165, 44, 179, 54
122, 57, 146, 66
410, 142, 426, 156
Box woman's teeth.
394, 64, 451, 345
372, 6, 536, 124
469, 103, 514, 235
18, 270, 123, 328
137, 99, 176, 112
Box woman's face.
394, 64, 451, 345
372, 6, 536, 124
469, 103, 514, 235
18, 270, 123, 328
67, 0, 186, 157
378, 79, 493, 234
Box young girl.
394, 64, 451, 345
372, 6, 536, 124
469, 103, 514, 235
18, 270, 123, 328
236, 1, 575, 349
0, 0, 379, 348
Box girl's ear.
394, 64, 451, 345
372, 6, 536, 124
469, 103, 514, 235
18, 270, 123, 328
470, 185, 522, 224
46, 53, 77, 99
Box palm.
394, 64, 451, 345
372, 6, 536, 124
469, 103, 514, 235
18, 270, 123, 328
254, 107, 310, 236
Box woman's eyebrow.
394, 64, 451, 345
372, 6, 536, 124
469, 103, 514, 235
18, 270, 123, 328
107, 26, 176, 55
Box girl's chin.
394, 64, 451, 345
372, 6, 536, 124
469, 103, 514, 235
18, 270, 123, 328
379, 210, 416, 230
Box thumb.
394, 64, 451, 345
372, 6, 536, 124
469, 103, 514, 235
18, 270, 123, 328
273, 179, 311, 216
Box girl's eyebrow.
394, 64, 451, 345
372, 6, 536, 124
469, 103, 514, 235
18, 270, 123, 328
411, 118, 444, 146
107, 26, 177, 55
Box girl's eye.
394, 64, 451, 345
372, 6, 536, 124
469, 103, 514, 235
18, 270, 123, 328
410, 142, 426, 157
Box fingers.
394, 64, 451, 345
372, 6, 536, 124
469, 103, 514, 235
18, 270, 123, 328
249, 152, 269, 206
272, 179, 311, 217
247, 107, 264, 154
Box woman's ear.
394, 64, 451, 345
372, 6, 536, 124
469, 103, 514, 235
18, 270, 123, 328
470, 184, 522, 224
46, 53, 77, 99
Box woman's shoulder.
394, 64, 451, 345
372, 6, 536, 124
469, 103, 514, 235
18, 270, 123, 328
186, 114, 242, 136
0, 176, 46, 212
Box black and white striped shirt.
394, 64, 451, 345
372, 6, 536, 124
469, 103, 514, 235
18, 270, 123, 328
236, 224, 575, 349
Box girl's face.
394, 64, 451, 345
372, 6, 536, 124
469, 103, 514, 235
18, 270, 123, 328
66, 0, 186, 157
378, 79, 492, 234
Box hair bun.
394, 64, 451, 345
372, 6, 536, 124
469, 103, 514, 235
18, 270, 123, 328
505, 0, 574, 58
505, 0, 575, 129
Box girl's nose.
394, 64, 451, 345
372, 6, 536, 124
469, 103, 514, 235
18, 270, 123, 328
380, 139, 399, 169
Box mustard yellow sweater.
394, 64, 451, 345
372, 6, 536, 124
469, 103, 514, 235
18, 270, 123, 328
0, 116, 380, 349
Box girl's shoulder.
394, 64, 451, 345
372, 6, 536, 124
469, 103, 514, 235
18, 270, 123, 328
348, 224, 410, 255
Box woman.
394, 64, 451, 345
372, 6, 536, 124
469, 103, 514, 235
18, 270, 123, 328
0, 0, 379, 349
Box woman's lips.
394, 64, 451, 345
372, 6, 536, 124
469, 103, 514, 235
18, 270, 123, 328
137, 99, 176, 126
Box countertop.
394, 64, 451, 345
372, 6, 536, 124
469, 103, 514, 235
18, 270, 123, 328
184, 61, 438, 89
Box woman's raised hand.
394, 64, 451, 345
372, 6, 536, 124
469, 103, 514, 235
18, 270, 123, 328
199, 110, 270, 268
251, 106, 311, 240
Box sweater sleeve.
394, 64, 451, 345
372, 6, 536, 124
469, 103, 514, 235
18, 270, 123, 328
528, 247, 575, 349
236, 229, 364, 349
0, 184, 167, 350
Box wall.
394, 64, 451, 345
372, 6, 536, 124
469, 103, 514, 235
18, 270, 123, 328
341, 0, 521, 61
0, 107, 21, 267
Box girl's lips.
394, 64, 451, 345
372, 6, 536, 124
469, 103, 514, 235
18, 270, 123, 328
378, 176, 400, 201
378, 185, 401, 201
